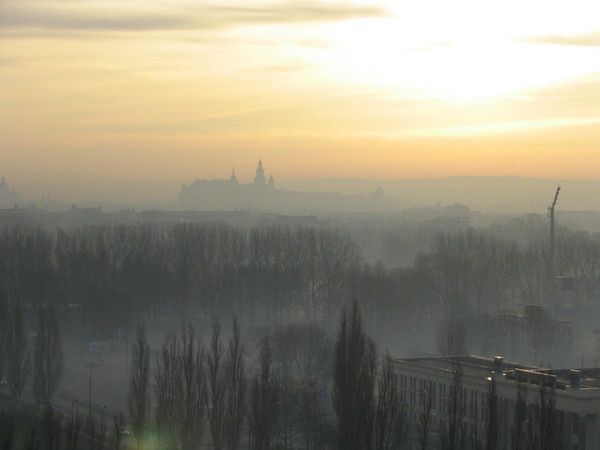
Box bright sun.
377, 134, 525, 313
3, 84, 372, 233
313, 15, 599, 102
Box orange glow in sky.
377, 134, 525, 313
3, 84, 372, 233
1, 0, 599, 202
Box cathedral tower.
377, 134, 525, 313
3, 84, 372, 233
253, 159, 266, 186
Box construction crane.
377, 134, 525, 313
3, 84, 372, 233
548, 185, 561, 277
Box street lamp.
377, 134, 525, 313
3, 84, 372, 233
85, 361, 101, 420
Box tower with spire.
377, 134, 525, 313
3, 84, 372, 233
253, 159, 267, 186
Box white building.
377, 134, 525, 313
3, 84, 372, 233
391, 355, 600, 449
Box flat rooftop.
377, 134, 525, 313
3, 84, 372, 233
393, 355, 600, 390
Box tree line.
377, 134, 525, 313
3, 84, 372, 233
0, 224, 360, 334
124, 304, 408, 449
1, 222, 599, 324
0, 298, 571, 449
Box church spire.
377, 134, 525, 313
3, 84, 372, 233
254, 159, 266, 186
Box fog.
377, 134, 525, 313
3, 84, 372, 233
3, 0, 600, 444
3, 169, 600, 214
1, 199, 599, 447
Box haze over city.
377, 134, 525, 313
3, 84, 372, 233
1, 0, 599, 205
2, 2, 600, 449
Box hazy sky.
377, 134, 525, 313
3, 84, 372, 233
1, 0, 599, 202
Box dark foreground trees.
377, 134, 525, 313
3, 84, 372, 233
3, 304, 30, 400
224, 318, 247, 450
333, 302, 406, 450
441, 357, 465, 450
33, 306, 64, 408
249, 338, 280, 450
375, 357, 407, 450
154, 324, 206, 449
207, 320, 227, 450
128, 324, 150, 448
125, 319, 247, 449
206, 317, 247, 450
333, 302, 377, 450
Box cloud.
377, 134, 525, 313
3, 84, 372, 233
0, 1, 389, 33
524, 31, 600, 46
262, 64, 309, 72
0, 9, 185, 31
197, 3, 390, 26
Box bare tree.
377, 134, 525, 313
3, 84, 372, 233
249, 337, 280, 450
112, 410, 126, 450
441, 357, 464, 450
224, 317, 246, 450
154, 325, 206, 449
23, 426, 38, 450
436, 316, 468, 356
297, 378, 330, 450
418, 384, 434, 450
42, 405, 61, 450
154, 333, 183, 448
267, 322, 332, 383
179, 324, 206, 450
0, 304, 5, 388
0, 408, 16, 450
87, 414, 98, 450
333, 302, 377, 450
486, 374, 499, 450
65, 406, 82, 450
4, 304, 30, 400
128, 324, 150, 448
512, 381, 527, 450
207, 319, 227, 450
539, 384, 561, 450
167, 224, 203, 317
33, 306, 64, 408
374, 357, 406, 450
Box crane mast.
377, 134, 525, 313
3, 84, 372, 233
548, 185, 561, 278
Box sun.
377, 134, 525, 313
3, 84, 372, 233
312, 15, 599, 103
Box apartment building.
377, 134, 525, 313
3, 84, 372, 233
391, 355, 600, 449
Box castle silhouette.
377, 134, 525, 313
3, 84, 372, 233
179, 160, 348, 212
179, 159, 282, 211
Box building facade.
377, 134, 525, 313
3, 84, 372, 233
391, 355, 600, 449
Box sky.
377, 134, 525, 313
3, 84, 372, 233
1, 0, 599, 202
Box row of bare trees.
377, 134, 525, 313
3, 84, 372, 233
0, 224, 361, 333
128, 318, 338, 449
415, 228, 600, 318
0, 305, 63, 407
128, 319, 246, 449
0, 223, 598, 338
126, 305, 412, 450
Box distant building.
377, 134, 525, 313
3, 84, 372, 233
179, 160, 353, 213
180, 160, 275, 210
392, 355, 600, 449
477, 304, 573, 367
0, 177, 20, 208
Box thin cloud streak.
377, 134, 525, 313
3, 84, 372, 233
392, 116, 600, 137
0, 1, 389, 32
524, 30, 600, 47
